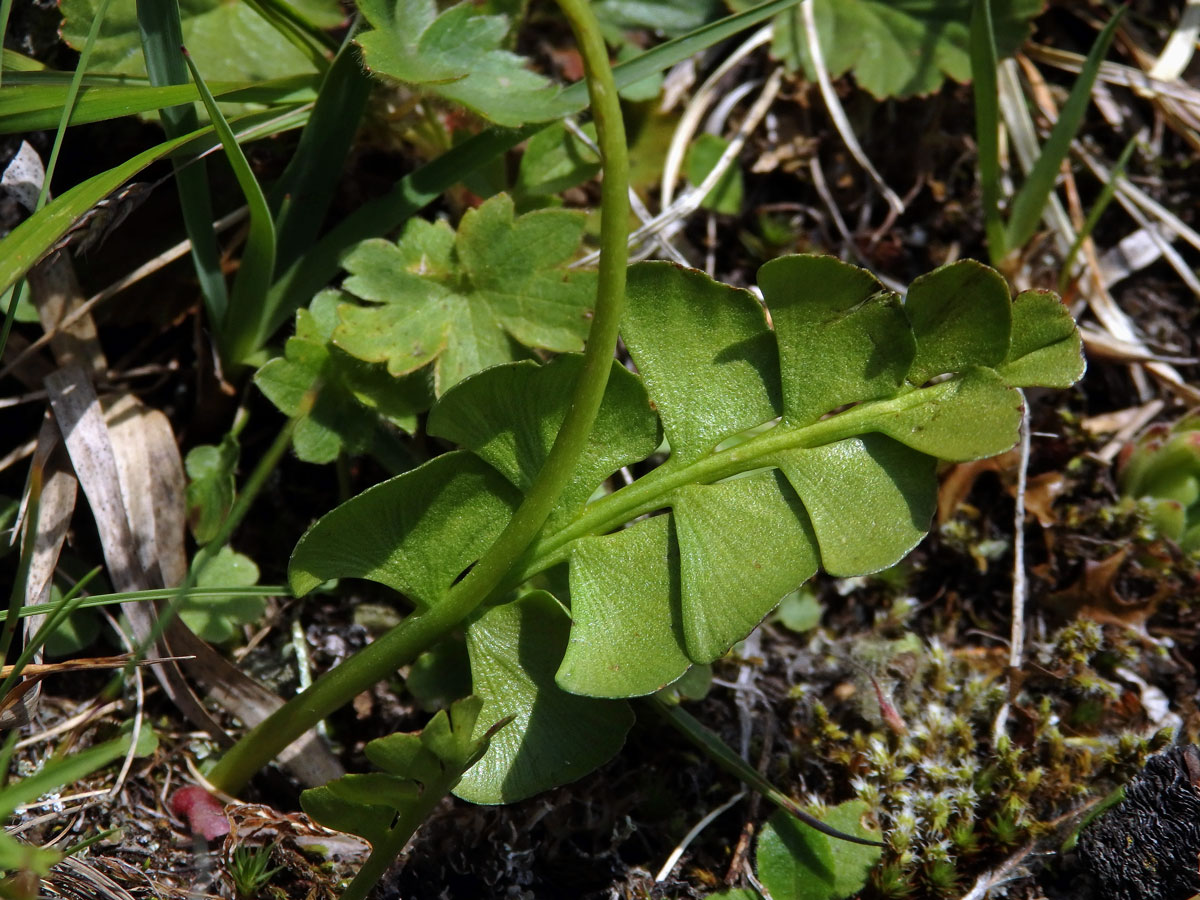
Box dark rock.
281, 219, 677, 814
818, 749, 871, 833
1076, 745, 1200, 900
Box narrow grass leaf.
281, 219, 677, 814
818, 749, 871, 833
182, 47, 277, 364
970, 0, 1007, 261
1058, 135, 1137, 294
1004, 7, 1124, 253
269, 36, 371, 279
0, 107, 307, 301
138, 0, 229, 324
0, 75, 317, 133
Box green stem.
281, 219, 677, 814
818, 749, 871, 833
337, 790, 446, 900
651, 698, 884, 847
505, 382, 945, 583
208, 0, 630, 795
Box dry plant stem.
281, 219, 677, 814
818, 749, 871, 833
208, 0, 631, 795
799, 0, 903, 215
993, 394, 1029, 740
956, 842, 1035, 900
575, 65, 782, 268
655, 790, 746, 882
659, 23, 774, 210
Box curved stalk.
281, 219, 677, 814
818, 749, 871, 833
209, 0, 629, 794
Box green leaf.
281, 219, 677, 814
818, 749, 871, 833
181, 46, 277, 365
0, 729, 155, 820
775, 587, 822, 633
559, 516, 692, 697
303, 696, 499, 845
0, 834, 62, 877
672, 470, 818, 662
620, 262, 779, 464
59, 0, 333, 82
289, 451, 523, 602
748, 0, 1043, 99
758, 254, 912, 426
514, 121, 600, 202
871, 367, 1022, 461
771, 435, 934, 577
1003, 8, 1123, 253
295, 255, 1084, 780
0, 75, 318, 134
456, 592, 634, 803
334, 193, 597, 394
182, 546, 262, 642
904, 259, 1011, 384
428, 355, 659, 530
185, 434, 239, 544
354, 0, 566, 127
594, 0, 724, 37
255, 290, 431, 464
997, 290, 1085, 388
407, 637, 472, 712
686, 133, 744, 215
756, 802, 883, 900
264, 0, 810, 319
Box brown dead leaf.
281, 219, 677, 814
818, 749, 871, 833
1025, 471, 1068, 526
937, 450, 1017, 524
1044, 548, 1162, 629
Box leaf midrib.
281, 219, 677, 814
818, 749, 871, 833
503, 378, 941, 588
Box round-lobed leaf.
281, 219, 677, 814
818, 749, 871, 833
998, 289, 1086, 388
759, 255, 914, 426
872, 366, 1023, 461
428, 355, 660, 530
559, 516, 692, 697
671, 470, 819, 662
623, 262, 779, 464
771, 435, 935, 577
905, 259, 1012, 384
456, 592, 634, 804
756, 802, 883, 900
289, 451, 522, 604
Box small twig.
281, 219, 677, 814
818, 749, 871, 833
956, 842, 1035, 900
562, 117, 689, 265
809, 157, 906, 294
659, 24, 775, 210
655, 790, 746, 882
800, 0, 904, 215
575, 67, 784, 268
993, 394, 1030, 741
101, 609, 143, 798
1095, 398, 1164, 463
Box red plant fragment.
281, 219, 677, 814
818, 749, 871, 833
170, 785, 230, 841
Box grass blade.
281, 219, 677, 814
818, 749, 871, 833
0, 586, 287, 623
182, 48, 278, 366
970, 0, 1006, 263
269, 31, 372, 278
0, 0, 13, 89
1058, 136, 1137, 294
137, 0, 229, 324
0, 107, 308, 300
1004, 7, 1124, 254
0, 74, 318, 133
